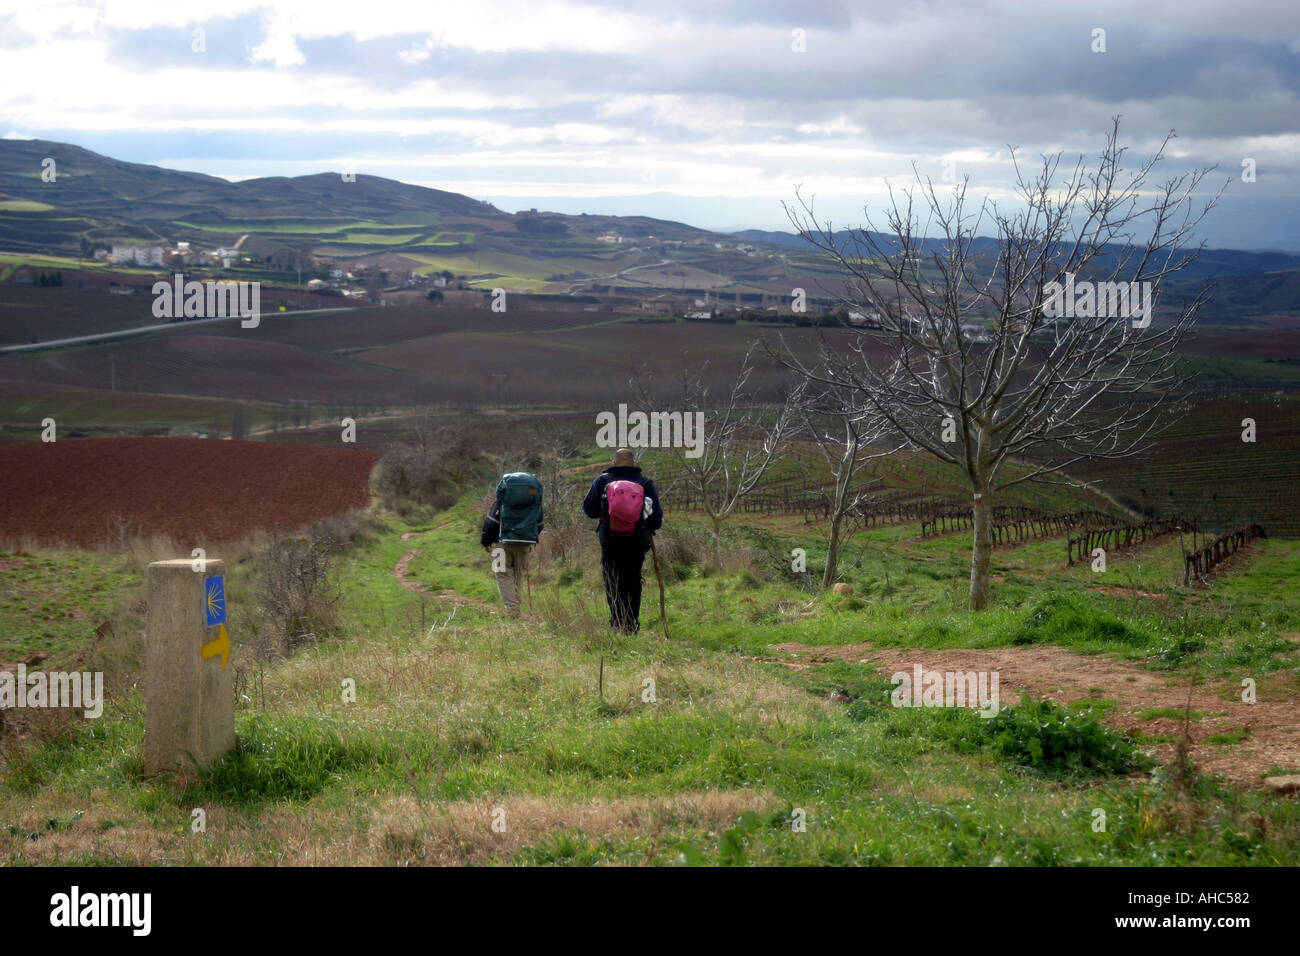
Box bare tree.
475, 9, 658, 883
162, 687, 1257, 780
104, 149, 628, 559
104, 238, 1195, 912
634, 344, 802, 564
784, 119, 1225, 609
782, 353, 901, 588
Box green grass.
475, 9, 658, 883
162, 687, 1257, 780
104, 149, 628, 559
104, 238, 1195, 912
338, 232, 421, 245
0, 200, 55, 212
979, 696, 1151, 779
2, 468, 1299, 865
402, 250, 553, 279
0, 549, 138, 662
0, 252, 105, 270
172, 218, 433, 235
414, 232, 473, 245
1141, 707, 1204, 721
1205, 727, 1252, 746
0, 385, 286, 436
400, 248, 649, 290
1183, 354, 1300, 387
0, 252, 158, 278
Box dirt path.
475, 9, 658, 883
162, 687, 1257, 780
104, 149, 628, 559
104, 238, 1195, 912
247, 410, 405, 439
763, 641, 1300, 788
386, 465, 599, 610
394, 549, 425, 592
392, 517, 499, 613
392, 546, 498, 613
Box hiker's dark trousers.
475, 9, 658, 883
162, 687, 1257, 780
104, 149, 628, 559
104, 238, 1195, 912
600, 536, 646, 632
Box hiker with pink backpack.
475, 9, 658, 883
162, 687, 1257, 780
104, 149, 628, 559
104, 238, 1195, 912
581, 448, 664, 633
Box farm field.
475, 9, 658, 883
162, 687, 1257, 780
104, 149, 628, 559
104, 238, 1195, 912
399, 248, 643, 289
0, 332, 433, 405
1180, 315, 1300, 363
0, 286, 173, 346
171, 215, 442, 235
0, 379, 276, 442
1, 287, 1294, 536
354, 321, 851, 406
0, 437, 378, 549
0, 298, 860, 408
0, 252, 153, 277
245, 304, 605, 351
1072, 394, 1300, 538
0, 280, 365, 348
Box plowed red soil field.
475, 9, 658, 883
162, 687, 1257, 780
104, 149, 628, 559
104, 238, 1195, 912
0, 437, 378, 548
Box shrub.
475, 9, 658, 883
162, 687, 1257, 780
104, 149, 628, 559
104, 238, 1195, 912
309, 510, 377, 551
1011, 593, 1150, 649
980, 696, 1149, 779
534, 472, 591, 567
654, 525, 712, 578
374, 422, 482, 515
255, 527, 341, 652
374, 444, 451, 513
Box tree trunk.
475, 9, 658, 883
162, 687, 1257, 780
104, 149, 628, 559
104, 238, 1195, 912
822, 513, 843, 590
710, 515, 723, 566
969, 489, 993, 610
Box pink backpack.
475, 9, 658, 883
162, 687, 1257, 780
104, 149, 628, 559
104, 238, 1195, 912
605, 480, 646, 535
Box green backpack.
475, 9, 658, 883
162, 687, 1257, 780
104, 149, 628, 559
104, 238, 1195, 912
497, 472, 543, 544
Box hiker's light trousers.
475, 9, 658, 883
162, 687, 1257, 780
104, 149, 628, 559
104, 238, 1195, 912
494, 542, 532, 616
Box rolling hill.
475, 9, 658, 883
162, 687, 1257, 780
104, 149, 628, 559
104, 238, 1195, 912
4, 138, 1299, 317
0, 139, 719, 255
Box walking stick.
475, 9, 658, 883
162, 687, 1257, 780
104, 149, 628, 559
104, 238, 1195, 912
650, 536, 670, 640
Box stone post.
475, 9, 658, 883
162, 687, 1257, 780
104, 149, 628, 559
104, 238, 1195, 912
144, 558, 235, 774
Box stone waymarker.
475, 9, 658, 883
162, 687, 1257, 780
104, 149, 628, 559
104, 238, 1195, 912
144, 558, 235, 774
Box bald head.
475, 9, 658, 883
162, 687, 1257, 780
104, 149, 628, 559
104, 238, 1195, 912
612, 448, 635, 466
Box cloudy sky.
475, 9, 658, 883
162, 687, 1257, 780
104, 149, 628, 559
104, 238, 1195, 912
2, 0, 1298, 248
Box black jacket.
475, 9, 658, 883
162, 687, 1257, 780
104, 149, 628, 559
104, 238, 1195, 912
480, 497, 544, 548
582, 465, 663, 546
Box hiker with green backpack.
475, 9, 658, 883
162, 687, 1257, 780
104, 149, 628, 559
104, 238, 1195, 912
480, 472, 544, 618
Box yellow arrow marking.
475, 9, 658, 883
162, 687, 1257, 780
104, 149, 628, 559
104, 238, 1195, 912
201, 623, 231, 671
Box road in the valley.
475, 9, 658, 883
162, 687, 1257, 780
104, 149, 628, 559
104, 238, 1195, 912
566, 258, 673, 294
0, 306, 357, 354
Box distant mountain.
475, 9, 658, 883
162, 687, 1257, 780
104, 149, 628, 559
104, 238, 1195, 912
0, 138, 506, 227
0, 138, 722, 256
732, 228, 1300, 285
730, 227, 1009, 257
729, 229, 815, 249
1, 139, 1297, 318
1164, 268, 1300, 320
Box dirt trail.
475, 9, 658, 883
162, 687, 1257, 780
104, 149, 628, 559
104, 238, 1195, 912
386, 464, 602, 610
392, 517, 498, 613
394, 549, 425, 592
764, 641, 1300, 788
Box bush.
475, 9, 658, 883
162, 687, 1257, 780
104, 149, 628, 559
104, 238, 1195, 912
374, 423, 481, 515
980, 696, 1149, 779
374, 445, 446, 512
1011, 593, 1150, 649
309, 510, 377, 551
255, 527, 341, 652
654, 525, 712, 578
534, 472, 590, 567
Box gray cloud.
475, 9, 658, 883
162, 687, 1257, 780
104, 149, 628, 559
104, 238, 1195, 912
2, 0, 1297, 246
